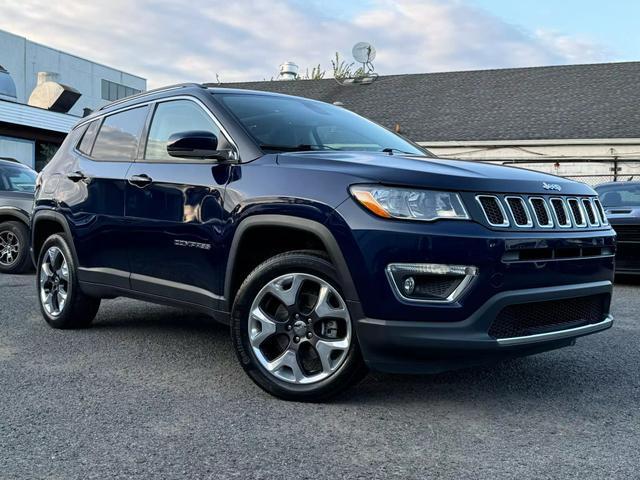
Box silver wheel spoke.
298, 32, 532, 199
41, 262, 53, 279
266, 349, 305, 382
314, 284, 349, 320
43, 292, 55, 314
57, 261, 69, 282
249, 307, 277, 347
47, 247, 59, 269
265, 274, 304, 306
315, 338, 350, 374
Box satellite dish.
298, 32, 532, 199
352, 42, 376, 64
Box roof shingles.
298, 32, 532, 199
220, 62, 640, 142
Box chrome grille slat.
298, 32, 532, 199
582, 198, 599, 227
505, 196, 533, 227
550, 198, 572, 228
529, 197, 554, 228
567, 198, 587, 227
593, 198, 608, 225
476, 195, 509, 227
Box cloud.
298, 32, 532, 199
0, 0, 614, 88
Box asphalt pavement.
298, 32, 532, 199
1, 272, 638, 479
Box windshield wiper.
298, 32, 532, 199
259, 144, 340, 152
381, 147, 418, 155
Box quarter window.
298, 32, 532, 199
144, 100, 225, 161
91, 106, 148, 161
77, 120, 100, 155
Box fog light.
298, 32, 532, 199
386, 263, 478, 303
403, 276, 416, 295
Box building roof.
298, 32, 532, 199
220, 62, 640, 142
0, 99, 78, 133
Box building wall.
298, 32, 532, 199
0, 29, 146, 117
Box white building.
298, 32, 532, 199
0, 28, 146, 170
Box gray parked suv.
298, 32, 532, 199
0, 158, 36, 273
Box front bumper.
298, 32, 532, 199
355, 280, 613, 374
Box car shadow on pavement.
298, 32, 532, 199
82, 299, 628, 408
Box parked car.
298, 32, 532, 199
31, 84, 615, 401
0, 158, 36, 273
595, 181, 640, 274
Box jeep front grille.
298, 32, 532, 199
477, 195, 509, 227
475, 195, 606, 230
567, 198, 586, 227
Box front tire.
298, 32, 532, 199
37, 234, 100, 329
0, 221, 32, 274
231, 251, 367, 401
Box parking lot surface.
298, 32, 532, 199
0, 273, 638, 479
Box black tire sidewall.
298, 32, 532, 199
0, 221, 31, 273
231, 252, 366, 401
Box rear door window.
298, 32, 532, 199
91, 106, 149, 161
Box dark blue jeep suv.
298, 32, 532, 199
32, 83, 615, 400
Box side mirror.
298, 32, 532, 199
166, 131, 230, 160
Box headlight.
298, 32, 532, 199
350, 185, 469, 221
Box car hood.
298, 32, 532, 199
604, 205, 640, 222
276, 152, 594, 195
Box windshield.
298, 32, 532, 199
0, 165, 36, 193
596, 183, 640, 207
216, 93, 427, 156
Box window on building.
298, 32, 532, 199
91, 106, 148, 161
101, 79, 142, 102
144, 100, 225, 161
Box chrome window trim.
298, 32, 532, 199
567, 197, 587, 227
476, 195, 510, 227
550, 198, 572, 228
582, 198, 600, 227
528, 197, 554, 228
504, 196, 533, 228
385, 263, 479, 304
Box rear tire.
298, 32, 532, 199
37, 234, 100, 329
231, 250, 367, 401
0, 221, 32, 274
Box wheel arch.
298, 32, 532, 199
31, 210, 78, 266
224, 215, 359, 309
0, 206, 30, 226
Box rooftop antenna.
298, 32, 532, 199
352, 42, 376, 74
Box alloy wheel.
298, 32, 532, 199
0, 230, 20, 267
39, 246, 69, 317
248, 273, 352, 385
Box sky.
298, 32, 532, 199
0, 0, 636, 88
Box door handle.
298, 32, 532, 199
128, 174, 153, 187
67, 171, 87, 182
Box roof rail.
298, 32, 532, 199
98, 83, 204, 111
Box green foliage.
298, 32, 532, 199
331, 52, 355, 80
